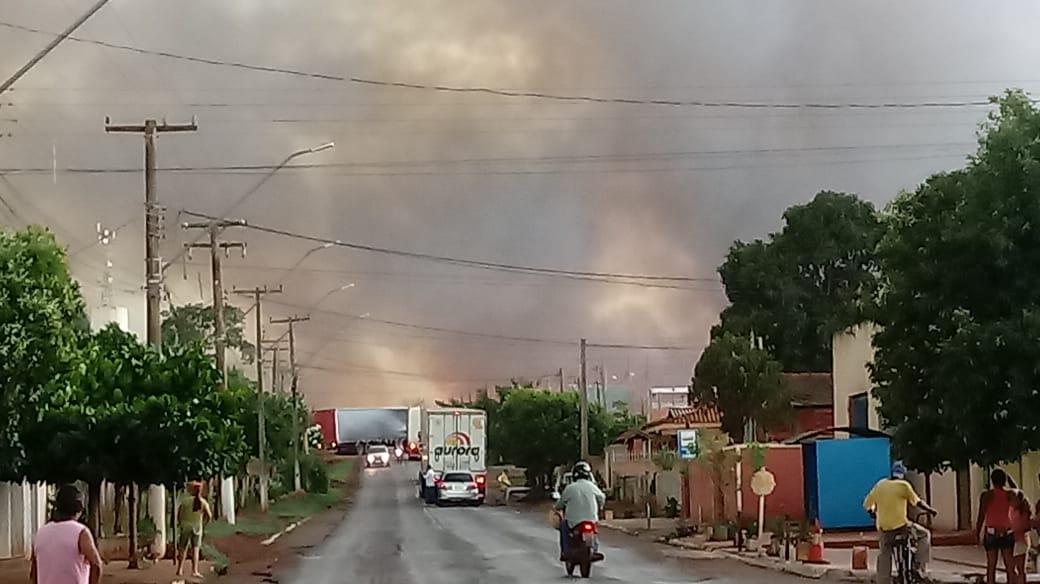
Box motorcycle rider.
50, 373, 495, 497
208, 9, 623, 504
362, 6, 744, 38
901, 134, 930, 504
553, 461, 606, 562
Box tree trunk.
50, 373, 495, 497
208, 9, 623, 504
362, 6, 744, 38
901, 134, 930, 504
86, 481, 102, 539
713, 469, 727, 523
113, 484, 126, 535
127, 484, 139, 569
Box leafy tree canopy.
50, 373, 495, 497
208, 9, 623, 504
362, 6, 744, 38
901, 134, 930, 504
442, 387, 631, 484
0, 227, 88, 481
873, 90, 1040, 472
162, 303, 255, 363
714, 191, 882, 372
693, 332, 790, 439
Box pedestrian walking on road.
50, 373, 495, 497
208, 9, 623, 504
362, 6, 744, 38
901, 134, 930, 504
176, 481, 212, 580
30, 484, 104, 584
977, 469, 1016, 584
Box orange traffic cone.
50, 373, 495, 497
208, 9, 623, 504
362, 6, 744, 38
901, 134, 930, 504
806, 519, 829, 564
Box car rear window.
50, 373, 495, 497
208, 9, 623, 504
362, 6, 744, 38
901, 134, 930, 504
442, 473, 473, 482
369, 445, 388, 453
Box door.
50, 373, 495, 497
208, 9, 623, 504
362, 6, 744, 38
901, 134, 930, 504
849, 393, 869, 431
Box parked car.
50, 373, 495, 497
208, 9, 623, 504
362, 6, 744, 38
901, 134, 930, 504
435, 471, 485, 507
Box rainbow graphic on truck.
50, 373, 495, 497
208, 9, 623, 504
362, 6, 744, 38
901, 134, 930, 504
433, 432, 481, 459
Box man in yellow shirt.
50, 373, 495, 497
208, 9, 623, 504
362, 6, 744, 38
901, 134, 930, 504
863, 462, 937, 584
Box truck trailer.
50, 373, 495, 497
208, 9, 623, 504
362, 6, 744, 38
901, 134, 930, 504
311, 407, 408, 454
423, 408, 487, 490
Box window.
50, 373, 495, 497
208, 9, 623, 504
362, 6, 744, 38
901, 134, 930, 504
442, 473, 473, 483
849, 393, 869, 430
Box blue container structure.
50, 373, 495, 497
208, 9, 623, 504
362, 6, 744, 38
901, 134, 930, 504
803, 437, 891, 529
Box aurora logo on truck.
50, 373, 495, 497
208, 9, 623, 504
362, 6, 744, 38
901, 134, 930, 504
433, 432, 481, 459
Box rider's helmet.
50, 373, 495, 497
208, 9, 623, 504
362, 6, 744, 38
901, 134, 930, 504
572, 461, 593, 481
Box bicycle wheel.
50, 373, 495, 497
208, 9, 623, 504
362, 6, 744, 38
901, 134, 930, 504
893, 545, 906, 584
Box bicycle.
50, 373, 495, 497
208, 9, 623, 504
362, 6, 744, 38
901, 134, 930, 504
892, 511, 933, 584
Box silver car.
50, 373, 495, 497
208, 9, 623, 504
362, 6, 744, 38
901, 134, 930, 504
435, 471, 484, 507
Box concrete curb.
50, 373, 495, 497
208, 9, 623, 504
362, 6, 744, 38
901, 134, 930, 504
261, 516, 311, 546
599, 523, 1000, 583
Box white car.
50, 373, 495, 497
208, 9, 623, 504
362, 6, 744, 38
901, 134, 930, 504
365, 445, 391, 467
435, 471, 485, 507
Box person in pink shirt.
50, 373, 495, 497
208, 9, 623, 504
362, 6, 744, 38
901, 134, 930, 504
30, 485, 103, 584
1010, 490, 1032, 584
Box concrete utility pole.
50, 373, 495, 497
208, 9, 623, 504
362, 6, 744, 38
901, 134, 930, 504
270, 315, 309, 492
233, 285, 282, 511
559, 367, 565, 393
105, 117, 197, 348
182, 220, 246, 387
105, 117, 195, 567
580, 338, 589, 461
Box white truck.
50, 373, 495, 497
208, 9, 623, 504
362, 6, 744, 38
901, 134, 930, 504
423, 408, 487, 488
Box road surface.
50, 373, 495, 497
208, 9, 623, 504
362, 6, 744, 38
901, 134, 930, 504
285, 463, 804, 584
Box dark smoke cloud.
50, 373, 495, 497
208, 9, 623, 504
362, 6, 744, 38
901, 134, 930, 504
2, 0, 1038, 407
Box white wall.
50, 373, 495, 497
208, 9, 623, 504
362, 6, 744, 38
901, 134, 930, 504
831, 322, 880, 430
831, 322, 982, 531
0, 483, 48, 559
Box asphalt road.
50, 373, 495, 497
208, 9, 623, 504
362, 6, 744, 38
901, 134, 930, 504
285, 463, 805, 584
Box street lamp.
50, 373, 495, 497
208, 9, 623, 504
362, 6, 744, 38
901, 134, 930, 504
300, 311, 368, 368
313, 282, 355, 309
274, 240, 342, 287
165, 140, 336, 272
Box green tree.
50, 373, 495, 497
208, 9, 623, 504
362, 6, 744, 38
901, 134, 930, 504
714, 191, 883, 372
693, 333, 790, 439
493, 389, 614, 491
0, 227, 88, 481
22, 325, 247, 567
162, 303, 255, 362
228, 369, 308, 476
873, 90, 1040, 472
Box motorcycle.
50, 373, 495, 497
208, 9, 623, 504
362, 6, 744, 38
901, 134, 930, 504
563, 521, 601, 578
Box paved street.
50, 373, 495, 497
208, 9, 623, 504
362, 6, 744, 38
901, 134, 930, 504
285, 463, 804, 584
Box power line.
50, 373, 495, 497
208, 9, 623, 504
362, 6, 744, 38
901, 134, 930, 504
0, 141, 974, 176
298, 363, 548, 384
0, 19, 1005, 111
184, 261, 724, 292
179, 209, 713, 285
262, 297, 695, 351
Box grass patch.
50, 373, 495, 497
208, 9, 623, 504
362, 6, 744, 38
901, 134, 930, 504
327, 459, 354, 483
200, 541, 230, 573
205, 458, 355, 541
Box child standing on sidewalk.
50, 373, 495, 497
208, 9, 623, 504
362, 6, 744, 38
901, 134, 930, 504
1010, 490, 1032, 584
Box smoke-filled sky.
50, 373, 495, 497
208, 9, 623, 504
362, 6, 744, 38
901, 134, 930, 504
2, 1, 1038, 407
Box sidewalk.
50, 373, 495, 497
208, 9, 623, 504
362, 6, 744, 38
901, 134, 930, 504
601, 519, 1037, 583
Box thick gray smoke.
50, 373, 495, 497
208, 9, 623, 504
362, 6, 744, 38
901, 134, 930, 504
2, 0, 1038, 407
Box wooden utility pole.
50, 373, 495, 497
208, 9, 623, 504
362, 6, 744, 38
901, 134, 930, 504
559, 367, 565, 392
105, 116, 195, 569
105, 118, 196, 351
271, 315, 309, 492
580, 338, 589, 461
261, 336, 289, 393
233, 285, 282, 511
182, 220, 245, 387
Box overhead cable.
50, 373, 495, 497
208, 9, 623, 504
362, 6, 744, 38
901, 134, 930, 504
0, 20, 1002, 110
